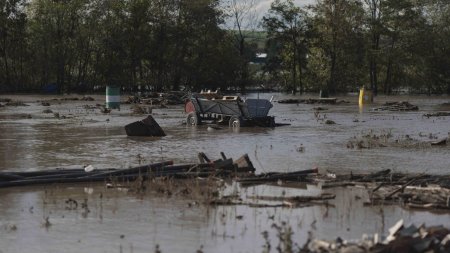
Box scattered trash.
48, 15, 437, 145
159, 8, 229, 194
304, 220, 450, 253
101, 107, 111, 114
84, 165, 95, 172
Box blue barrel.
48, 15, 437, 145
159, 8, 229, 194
106, 86, 121, 109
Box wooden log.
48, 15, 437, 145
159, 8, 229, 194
385, 176, 422, 199
9, 169, 115, 177
249, 193, 335, 202
359, 169, 391, 182
238, 168, 318, 183
0, 173, 25, 181
84, 161, 173, 178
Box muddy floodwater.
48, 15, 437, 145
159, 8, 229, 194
0, 93, 449, 253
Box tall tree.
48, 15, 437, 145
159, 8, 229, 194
308, 0, 365, 94
0, 0, 28, 91
263, 0, 308, 94
364, 0, 382, 95
224, 0, 259, 91
28, 0, 89, 93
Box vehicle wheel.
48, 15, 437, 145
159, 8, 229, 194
186, 112, 200, 126
229, 116, 241, 128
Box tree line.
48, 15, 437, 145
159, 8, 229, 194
0, 0, 449, 95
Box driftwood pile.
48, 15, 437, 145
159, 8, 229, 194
207, 167, 450, 212
320, 169, 450, 211
0, 153, 255, 189
372, 101, 419, 111
209, 167, 336, 208
306, 220, 450, 253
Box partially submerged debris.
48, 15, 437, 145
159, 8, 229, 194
0, 98, 12, 103
0, 153, 256, 189
131, 105, 152, 114
345, 131, 439, 149
372, 101, 419, 111
125, 115, 166, 137
424, 112, 450, 118
238, 167, 318, 185
4, 101, 29, 106
431, 138, 447, 146
81, 96, 95, 101
125, 91, 185, 106
278, 98, 337, 104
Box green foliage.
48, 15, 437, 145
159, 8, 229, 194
262, 0, 308, 94
307, 0, 366, 94
0, 0, 243, 93
0, 0, 449, 94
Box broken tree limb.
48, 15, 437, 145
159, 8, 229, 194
385, 175, 423, 199
248, 193, 336, 202
83, 161, 173, 178
238, 168, 318, 184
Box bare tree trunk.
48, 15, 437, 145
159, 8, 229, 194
384, 37, 395, 95
365, 0, 381, 96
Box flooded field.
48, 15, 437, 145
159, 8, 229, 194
0, 93, 449, 252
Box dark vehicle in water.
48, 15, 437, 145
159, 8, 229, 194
184, 91, 275, 127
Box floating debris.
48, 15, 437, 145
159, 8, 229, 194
0, 153, 255, 189
424, 112, 450, 118
81, 96, 95, 101
125, 115, 166, 136
131, 105, 152, 115
372, 101, 419, 111
278, 98, 338, 104
304, 220, 450, 253
0, 98, 12, 103
5, 101, 29, 106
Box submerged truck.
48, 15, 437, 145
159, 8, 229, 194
184, 92, 275, 127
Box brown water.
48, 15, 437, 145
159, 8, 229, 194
0, 93, 449, 252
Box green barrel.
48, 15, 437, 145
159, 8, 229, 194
106, 86, 121, 109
